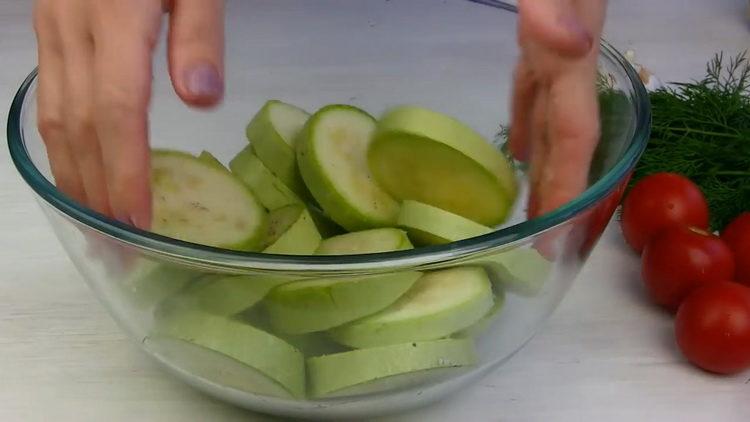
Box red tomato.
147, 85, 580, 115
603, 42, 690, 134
721, 212, 750, 285
675, 281, 750, 374
579, 175, 631, 259
620, 173, 709, 253
641, 226, 735, 312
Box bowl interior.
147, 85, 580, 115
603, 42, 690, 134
7, 1, 650, 418
10, 0, 648, 271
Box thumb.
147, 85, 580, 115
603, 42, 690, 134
518, 0, 593, 58
167, 0, 225, 108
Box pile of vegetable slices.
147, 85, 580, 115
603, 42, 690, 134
619, 52, 750, 376
133, 100, 549, 399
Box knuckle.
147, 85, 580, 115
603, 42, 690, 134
67, 108, 96, 138
32, 1, 52, 31
74, 118, 97, 140
37, 111, 65, 142
61, 103, 99, 153
33, 0, 64, 37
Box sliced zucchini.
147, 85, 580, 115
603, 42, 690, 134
479, 248, 552, 297
261, 204, 321, 255
165, 274, 291, 317
151, 308, 306, 399
263, 271, 422, 334
297, 105, 400, 231
308, 206, 346, 238
453, 288, 505, 339
239, 306, 349, 357
151, 149, 267, 251
315, 228, 413, 255
229, 145, 302, 211
121, 261, 198, 310
148, 337, 298, 399
397, 200, 493, 246
246, 100, 310, 197
369, 105, 517, 226
197, 150, 226, 171
307, 338, 476, 398
328, 267, 494, 348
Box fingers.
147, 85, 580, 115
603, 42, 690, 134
534, 68, 600, 217
527, 86, 549, 219
58, 3, 112, 216
508, 58, 536, 162
35, 0, 223, 230
516, 0, 607, 219
34, 1, 88, 204
517, 0, 594, 58
91, 2, 164, 229
167, 0, 224, 108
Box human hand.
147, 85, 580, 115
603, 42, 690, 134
33, 0, 225, 229
510, 0, 607, 219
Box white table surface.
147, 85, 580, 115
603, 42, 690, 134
2, 1, 749, 421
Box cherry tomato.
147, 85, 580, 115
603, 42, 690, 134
579, 175, 631, 259
721, 212, 750, 285
675, 281, 750, 374
621, 173, 709, 253
641, 226, 735, 312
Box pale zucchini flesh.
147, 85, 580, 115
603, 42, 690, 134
328, 267, 494, 348
151, 308, 306, 399
238, 305, 349, 358
129, 99, 531, 401
121, 261, 199, 310
148, 337, 297, 399
453, 288, 506, 339
246, 100, 310, 198
261, 205, 322, 255
397, 200, 493, 246
229, 145, 303, 211
315, 228, 413, 255
197, 150, 227, 171
369, 106, 518, 226
479, 248, 552, 297
297, 105, 400, 231
306, 338, 476, 398
151, 150, 267, 251
263, 271, 422, 334
165, 274, 291, 317
308, 205, 346, 238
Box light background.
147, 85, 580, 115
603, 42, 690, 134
1, 1, 749, 421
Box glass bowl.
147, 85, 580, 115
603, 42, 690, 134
7, 1, 649, 419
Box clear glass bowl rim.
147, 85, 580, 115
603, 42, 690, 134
6, 2, 651, 272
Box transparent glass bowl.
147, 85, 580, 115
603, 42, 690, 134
7, 1, 649, 419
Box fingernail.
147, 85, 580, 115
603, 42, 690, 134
559, 14, 593, 51
184, 62, 223, 100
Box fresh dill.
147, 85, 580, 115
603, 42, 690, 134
630, 51, 750, 230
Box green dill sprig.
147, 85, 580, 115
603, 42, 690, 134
630, 51, 750, 230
